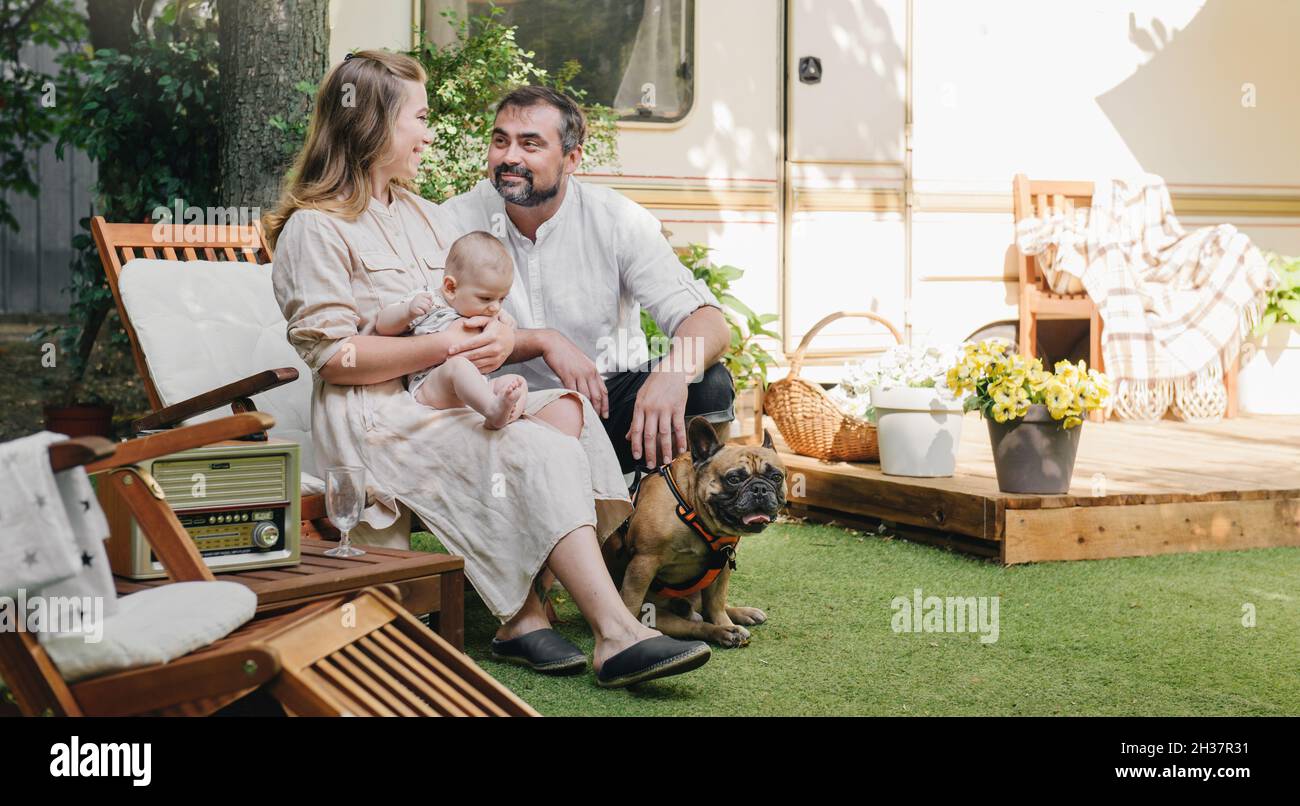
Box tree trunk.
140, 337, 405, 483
217, 0, 329, 213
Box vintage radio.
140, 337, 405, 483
102, 437, 302, 580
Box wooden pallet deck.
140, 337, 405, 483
771, 413, 1300, 563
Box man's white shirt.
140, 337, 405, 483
439, 177, 721, 390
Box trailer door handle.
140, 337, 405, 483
798, 56, 822, 84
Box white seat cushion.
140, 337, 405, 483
42, 581, 257, 683
118, 258, 319, 477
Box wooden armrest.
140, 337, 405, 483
48, 437, 115, 472
301, 492, 326, 522
71, 643, 280, 717
86, 412, 275, 474
133, 368, 299, 432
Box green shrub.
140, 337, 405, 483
0, 0, 85, 231
408, 6, 619, 202
641, 244, 780, 393
1255, 252, 1300, 337
41, 2, 221, 403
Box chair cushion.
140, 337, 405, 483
118, 258, 319, 476
42, 581, 257, 683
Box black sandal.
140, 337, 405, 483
489, 629, 588, 675
595, 636, 711, 688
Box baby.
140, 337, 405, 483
376, 231, 528, 429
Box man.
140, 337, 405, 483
441, 85, 735, 473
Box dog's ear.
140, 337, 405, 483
688, 416, 723, 467
761, 428, 775, 450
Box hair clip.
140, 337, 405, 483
344, 52, 356, 61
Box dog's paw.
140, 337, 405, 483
727, 606, 767, 626
707, 623, 751, 648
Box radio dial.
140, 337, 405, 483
251, 522, 280, 550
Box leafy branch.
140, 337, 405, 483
642, 243, 781, 393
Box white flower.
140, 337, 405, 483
829, 343, 969, 419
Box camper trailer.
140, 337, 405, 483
330, 0, 1300, 386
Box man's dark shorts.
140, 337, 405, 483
598, 358, 736, 474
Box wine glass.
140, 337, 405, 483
324, 465, 366, 558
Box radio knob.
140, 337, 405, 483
251, 522, 280, 550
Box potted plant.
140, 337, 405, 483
1238, 252, 1300, 415
30, 335, 115, 438
947, 340, 1111, 494
830, 345, 966, 477
28, 295, 138, 439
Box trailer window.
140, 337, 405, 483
425, 0, 695, 123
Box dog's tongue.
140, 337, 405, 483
742, 513, 771, 525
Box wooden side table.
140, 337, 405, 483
114, 539, 466, 650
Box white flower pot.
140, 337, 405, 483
869, 386, 965, 477
1237, 324, 1300, 415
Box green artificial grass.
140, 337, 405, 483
412, 523, 1300, 716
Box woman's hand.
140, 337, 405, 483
447, 315, 515, 373
542, 331, 609, 419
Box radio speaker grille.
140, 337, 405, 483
153, 454, 289, 509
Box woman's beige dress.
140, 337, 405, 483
271, 186, 632, 622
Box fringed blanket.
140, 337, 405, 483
1016, 174, 1276, 420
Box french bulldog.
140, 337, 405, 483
603, 416, 787, 647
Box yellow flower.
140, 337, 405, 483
1062, 415, 1083, 429
946, 359, 978, 395
1043, 379, 1073, 412
1054, 359, 1084, 388
991, 401, 1015, 423
1040, 379, 1071, 421
1073, 368, 1112, 411
991, 379, 1027, 408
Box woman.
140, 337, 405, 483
267, 51, 709, 688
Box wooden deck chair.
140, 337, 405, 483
1011, 175, 1105, 375
88, 216, 336, 528
89, 216, 472, 635
1012, 175, 1239, 418
88, 215, 448, 538
0, 415, 537, 717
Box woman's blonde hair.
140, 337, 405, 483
264, 50, 427, 248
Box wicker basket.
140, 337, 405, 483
764, 311, 903, 462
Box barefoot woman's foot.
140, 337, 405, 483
483, 376, 526, 430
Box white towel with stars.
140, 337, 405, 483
0, 431, 116, 616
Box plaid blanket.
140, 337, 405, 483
1016, 174, 1276, 420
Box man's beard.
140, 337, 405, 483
492, 163, 561, 208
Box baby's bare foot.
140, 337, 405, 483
484, 376, 526, 430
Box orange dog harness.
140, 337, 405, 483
629, 462, 739, 599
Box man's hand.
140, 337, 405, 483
447, 315, 515, 373
541, 331, 609, 418
626, 367, 690, 468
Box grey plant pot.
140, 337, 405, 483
985, 404, 1082, 494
